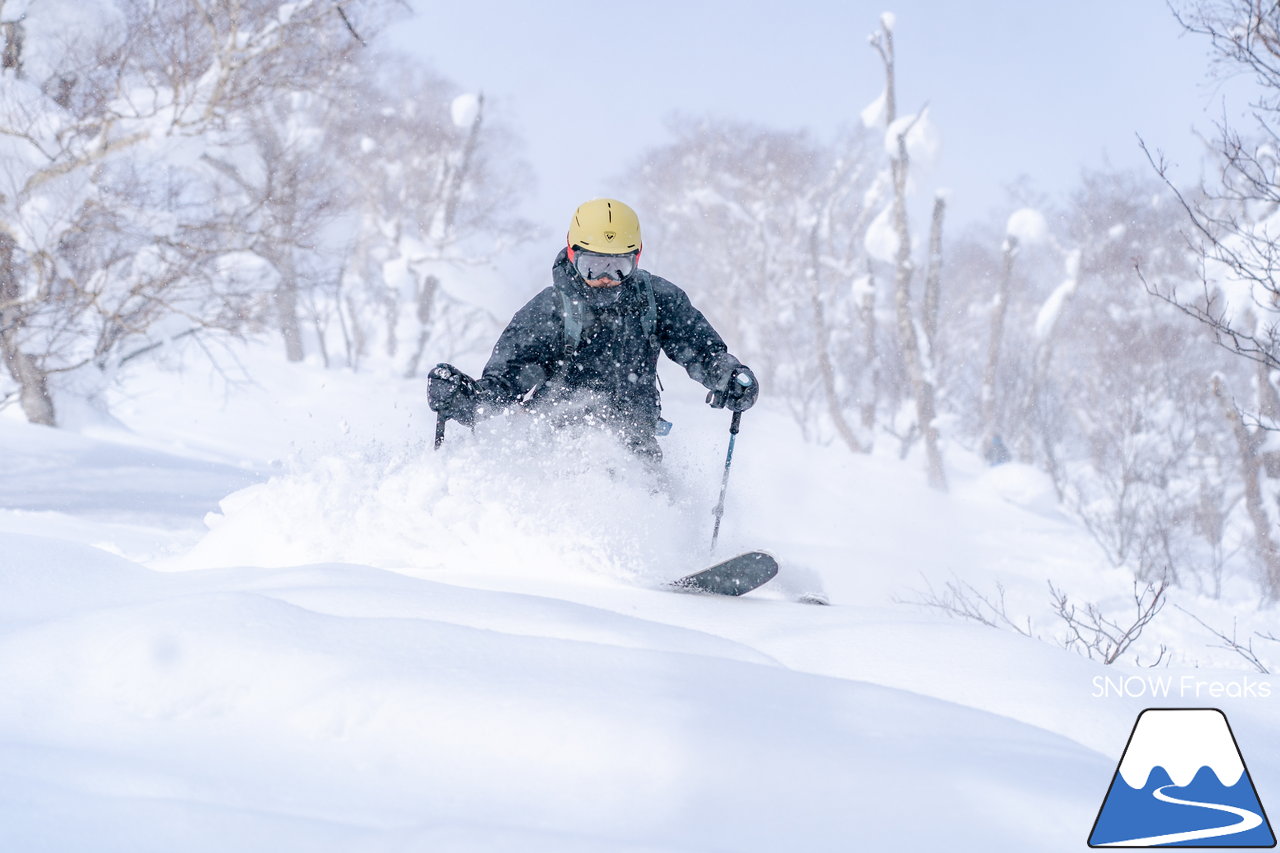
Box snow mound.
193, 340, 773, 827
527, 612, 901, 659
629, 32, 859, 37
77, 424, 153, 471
976, 462, 1061, 517
0, 531, 1107, 853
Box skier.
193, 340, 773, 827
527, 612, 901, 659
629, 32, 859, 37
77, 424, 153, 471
428, 198, 758, 461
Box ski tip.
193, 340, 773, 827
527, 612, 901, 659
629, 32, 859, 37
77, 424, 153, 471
725, 550, 778, 570
796, 592, 830, 606
672, 550, 779, 597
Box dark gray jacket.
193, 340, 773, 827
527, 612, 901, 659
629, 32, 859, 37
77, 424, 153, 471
477, 249, 742, 446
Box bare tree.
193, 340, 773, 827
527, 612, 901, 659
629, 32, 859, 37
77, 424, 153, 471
871, 16, 947, 490
1176, 604, 1275, 673
908, 575, 1035, 637
1045, 172, 1231, 590
0, 224, 52, 424
0, 0, 401, 424
632, 119, 867, 432
1144, 1, 1280, 598
1, 10, 22, 76
1147, 1, 1280, 377
1212, 374, 1280, 597
326, 58, 531, 375
201, 93, 351, 364
808, 221, 866, 453
1050, 579, 1170, 666
857, 259, 880, 434
922, 194, 945, 363
907, 574, 1170, 666
980, 233, 1017, 460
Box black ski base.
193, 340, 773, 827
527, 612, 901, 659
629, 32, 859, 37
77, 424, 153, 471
671, 551, 778, 597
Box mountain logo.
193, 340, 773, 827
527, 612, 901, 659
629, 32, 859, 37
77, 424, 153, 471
1089, 708, 1275, 847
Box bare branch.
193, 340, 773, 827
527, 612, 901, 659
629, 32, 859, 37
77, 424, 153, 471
335, 4, 366, 46
1175, 603, 1272, 673
1049, 579, 1169, 665
902, 575, 1036, 638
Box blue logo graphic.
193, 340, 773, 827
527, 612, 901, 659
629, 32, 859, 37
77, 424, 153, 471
1089, 708, 1275, 847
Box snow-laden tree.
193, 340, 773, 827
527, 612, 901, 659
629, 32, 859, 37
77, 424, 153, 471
864, 12, 948, 489
199, 90, 351, 366
628, 15, 960, 471
0, 0, 400, 426
630, 118, 882, 449
942, 169, 1254, 594
1052, 173, 1247, 590
325, 57, 534, 377
1146, 0, 1280, 599
940, 205, 1059, 465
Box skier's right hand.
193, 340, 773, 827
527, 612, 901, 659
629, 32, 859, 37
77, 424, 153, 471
723, 365, 758, 412
706, 365, 759, 412
428, 363, 479, 426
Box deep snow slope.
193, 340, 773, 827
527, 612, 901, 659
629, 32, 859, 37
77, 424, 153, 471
1, 348, 1276, 852
0, 541, 1105, 852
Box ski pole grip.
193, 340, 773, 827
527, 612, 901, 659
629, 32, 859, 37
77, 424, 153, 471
729, 410, 742, 435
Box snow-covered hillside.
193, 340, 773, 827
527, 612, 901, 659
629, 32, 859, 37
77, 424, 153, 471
1, 347, 1276, 852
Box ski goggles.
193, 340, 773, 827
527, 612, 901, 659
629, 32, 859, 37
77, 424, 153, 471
571, 248, 637, 282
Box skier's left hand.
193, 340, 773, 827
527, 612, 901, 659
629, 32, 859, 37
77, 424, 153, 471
707, 365, 758, 412
428, 363, 480, 426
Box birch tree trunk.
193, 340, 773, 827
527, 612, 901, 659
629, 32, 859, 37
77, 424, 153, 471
922, 194, 945, 361
402, 95, 483, 377
405, 274, 441, 379
0, 230, 55, 425
981, 235, 1017, 457
1213, 375, 1280, 601
0, 334, 55, 426
889, 151, 947, 491
275, 269, 304, 363
874, 15, 947, 490
1021, 250, 1081, 463
1257, 357, 1280, 425
859, 258, 879, 433
441, 94, 484, 237
809, 222, 866, 453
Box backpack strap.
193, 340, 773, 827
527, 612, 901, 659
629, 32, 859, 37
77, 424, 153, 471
559, 289, 589, 358
558, 274, 657, 357
640, 273, 657, 341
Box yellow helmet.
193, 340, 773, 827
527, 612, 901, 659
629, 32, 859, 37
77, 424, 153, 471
566, 198, 642, 255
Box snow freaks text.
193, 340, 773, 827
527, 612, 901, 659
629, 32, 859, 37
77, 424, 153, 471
1092, 676, 1273, 700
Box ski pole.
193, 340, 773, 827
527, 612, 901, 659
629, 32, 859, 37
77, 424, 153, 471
710, 409, 743, 553
434, 411, 447, 451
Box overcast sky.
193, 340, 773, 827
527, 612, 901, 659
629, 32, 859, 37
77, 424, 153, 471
391, 1, 1252, 269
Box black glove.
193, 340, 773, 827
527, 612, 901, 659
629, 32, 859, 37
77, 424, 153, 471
428, 363, 480, 426
706, 365, 759, 412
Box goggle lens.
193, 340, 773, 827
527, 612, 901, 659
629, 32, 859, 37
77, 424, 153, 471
573, 249, 636, 282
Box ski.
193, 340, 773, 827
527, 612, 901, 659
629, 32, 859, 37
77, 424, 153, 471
670, 551, 778, 597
